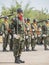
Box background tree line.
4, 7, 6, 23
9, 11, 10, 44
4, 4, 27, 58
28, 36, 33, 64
0, 0, 49, 21
0, 0, 49, 31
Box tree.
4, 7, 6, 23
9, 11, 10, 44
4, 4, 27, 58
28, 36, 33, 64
1, 0, 49, 22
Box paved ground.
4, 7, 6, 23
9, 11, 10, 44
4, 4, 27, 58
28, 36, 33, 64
0, 43, 49, 65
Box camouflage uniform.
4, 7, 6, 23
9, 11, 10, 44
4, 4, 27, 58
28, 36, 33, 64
31, 23, 36, 50
42, 25, 48, 50
31, 19, 38, 50
2, 17, 9, 51
13, 8, 25, 63
37, 25, 42, 45
9, 19, 15, 51
45, 20, 49, 46
24, 18, 31, 51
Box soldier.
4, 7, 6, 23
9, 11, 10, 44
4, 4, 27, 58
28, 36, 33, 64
9, 18, 15, 51
45, 20, 49, 35
13, 8, 25, 63
33, 19, 38, 31
31, 19, 38, 51
37, 25, 42, 45
2, 16, 9, 51
22, 18, 27, 51
24, 18, 31, 51
44, 20, 49, 48
42, 24, 48, 50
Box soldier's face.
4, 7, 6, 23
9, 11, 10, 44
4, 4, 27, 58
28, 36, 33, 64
4, 19, 8, 22
17, 12, 23, 21
27, 21, 30, 23
33, 21, 36, 24
46, 22, 48, 24
18, 12, 23, 17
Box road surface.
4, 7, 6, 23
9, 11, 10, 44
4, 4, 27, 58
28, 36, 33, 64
0, 43, 49, 65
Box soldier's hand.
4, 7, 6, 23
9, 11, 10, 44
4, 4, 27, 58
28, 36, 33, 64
8, 29, 12, 33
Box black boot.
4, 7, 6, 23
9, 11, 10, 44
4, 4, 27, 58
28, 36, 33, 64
44, 48, 49, 50
3, 48, 8, 52
18, 55, 25, 63
32, 47, 34, 51
44, 45, 48, 50
15, 56, 20, 64
26, 47, 29, 51
10, 48, 13, 51
32, 47, 36, 51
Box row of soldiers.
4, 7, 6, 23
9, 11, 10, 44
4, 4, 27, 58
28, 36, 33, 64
1, 8, 49, 63
24, 18, 49, 51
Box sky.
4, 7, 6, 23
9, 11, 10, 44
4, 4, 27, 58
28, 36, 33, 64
0, 0, 49, 13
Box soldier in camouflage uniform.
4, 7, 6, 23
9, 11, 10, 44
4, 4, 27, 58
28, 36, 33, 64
9, 18, 15, 51
22, 18, 27, 51
31, 19, 38, 51
2, 17, 9, 51
42, 24, 48, 50
24, 18, 31, 51
33, 19, 38, 40
44, 20, 49, 49
37, 25, 42, 45
13, 8, 25, 63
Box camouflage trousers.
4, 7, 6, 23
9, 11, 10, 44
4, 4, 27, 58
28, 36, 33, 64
2, 33, 9, 50
13, 34, 24, 57
31, 39, 36, 49
9, 33, 13, 50
31, 34, 36, 50
46, 36, 49, 46
24, 35, 30, 50
13, 40, 22, 57
37, 35, 42, 44
42, 37, 47, 49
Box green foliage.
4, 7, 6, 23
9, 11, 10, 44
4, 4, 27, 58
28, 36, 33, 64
0, 0, 49, 22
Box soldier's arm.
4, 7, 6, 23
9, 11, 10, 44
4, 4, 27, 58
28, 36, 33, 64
9, 23, 15, 33
1, 23, 5, 33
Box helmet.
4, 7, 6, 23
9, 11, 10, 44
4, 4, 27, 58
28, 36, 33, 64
45, 20, 49, 23
33, 19, 37, 23
27, 18, 30, 22
4, 16, 8, 19
17, 8, 23, 13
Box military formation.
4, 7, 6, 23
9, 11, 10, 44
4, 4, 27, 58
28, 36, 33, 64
1, 8, 49, 63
